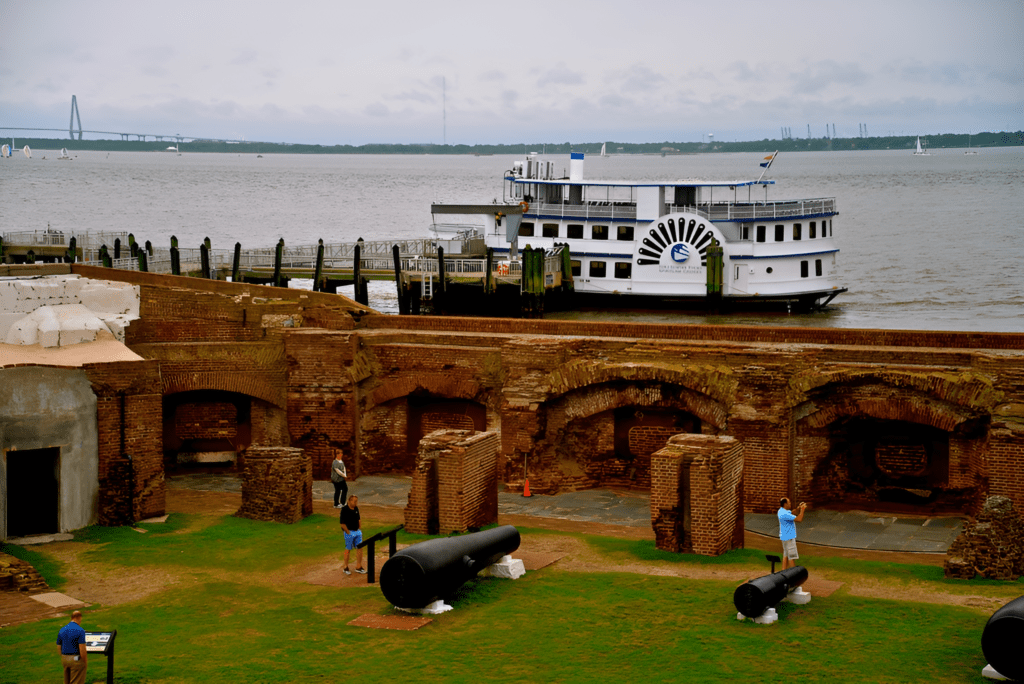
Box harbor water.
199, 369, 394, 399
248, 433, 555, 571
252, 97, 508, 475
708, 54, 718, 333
2, 146, 1022, 332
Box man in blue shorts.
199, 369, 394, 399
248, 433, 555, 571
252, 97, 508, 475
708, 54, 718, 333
56, 609, 87, 684
340, 495, 366, 575
778, 497, 808, 570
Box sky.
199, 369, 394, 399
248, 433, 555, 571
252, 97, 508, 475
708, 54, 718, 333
2, 0, 1022, 146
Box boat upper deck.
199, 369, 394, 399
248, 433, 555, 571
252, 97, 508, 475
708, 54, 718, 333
519, 197, 838, 223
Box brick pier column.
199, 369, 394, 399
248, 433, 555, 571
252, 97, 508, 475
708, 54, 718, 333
236, 446, 312, 523
650, 434, 744, 556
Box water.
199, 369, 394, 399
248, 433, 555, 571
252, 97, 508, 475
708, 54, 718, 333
2, 147, 1022, 332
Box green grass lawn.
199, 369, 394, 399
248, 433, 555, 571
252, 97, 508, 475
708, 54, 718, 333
1, 513, 1014, 684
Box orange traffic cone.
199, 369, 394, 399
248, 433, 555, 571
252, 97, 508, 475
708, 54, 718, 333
523, 478, 532, 498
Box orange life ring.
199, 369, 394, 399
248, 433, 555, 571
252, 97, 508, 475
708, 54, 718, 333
519, 201, 530, 214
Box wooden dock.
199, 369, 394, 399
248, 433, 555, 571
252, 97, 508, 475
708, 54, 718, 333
1, 230, 573, 317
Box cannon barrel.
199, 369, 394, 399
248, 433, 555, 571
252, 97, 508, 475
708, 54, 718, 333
733, 566, 808, 618
380, 525, 521, 608
981, 594, 1024, 681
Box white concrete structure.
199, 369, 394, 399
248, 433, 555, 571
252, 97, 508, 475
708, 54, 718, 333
0, 275, 140, 347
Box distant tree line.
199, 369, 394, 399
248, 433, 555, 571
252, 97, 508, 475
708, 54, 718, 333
7, 131, 1022, 155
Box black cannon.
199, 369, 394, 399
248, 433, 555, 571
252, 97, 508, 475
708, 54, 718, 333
733, 566, 808, 618
981, 594, 1024, 681
379, 525, 521, 609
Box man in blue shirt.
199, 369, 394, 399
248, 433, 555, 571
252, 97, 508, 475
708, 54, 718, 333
56, 609, 87, 684
778, 497, 808, 570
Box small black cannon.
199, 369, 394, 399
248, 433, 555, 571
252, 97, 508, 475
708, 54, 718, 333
733, 566, 808, 618
981, 594, 1024, 681
379, 525, 521, 609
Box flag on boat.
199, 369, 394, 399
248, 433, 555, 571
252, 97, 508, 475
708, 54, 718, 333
760, 151, 778, 168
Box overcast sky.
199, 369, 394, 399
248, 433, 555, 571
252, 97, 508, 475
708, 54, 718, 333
2, 0, 1021, 145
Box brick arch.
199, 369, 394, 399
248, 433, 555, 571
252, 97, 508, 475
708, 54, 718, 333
798, 394, 978, 432
162, 372, 286, 408
369, 375, 482, 406
547, 380, 728, 433
790, 369, 1002, 415
545, 361, 735, 410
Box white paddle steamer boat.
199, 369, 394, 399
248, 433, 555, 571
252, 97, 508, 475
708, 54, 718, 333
431, 152, 847, 311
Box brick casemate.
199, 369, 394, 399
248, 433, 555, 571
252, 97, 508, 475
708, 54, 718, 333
945, 495, 1024, 580
236, 446, 312, 524
651, 434, 744, 556
405, 430, 499, 535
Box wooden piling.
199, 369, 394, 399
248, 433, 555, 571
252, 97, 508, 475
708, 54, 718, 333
273, 238, 284, 287
232, 242, 242, 283
485, 248, 494, 295
706, 238, 723, 313
145, 239, 153, 256
200, 243, 211, 279
353, 244, 362, 299
392, 245, 408, 315
129, 233, 138, 258
68, 236, 78, 264
436, 246, 446, 312
137, 250, 148, 272
313, 239, 325, 292
170, 246, 180, 276
114, 238, 121, 260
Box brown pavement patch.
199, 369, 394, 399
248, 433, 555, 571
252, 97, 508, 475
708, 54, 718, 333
348, 614, 432, 630
801, 577, 843, 598
0, 592, 78, 627
517, 551, 565, 571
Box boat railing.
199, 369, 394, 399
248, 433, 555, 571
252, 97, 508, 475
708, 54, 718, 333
700, 198, 837, 221
532, 201, 638, 222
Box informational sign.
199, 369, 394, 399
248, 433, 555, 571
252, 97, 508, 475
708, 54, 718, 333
84, 631, 114, 654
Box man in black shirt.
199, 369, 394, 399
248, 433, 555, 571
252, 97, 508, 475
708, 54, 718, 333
340, 495, 365, 575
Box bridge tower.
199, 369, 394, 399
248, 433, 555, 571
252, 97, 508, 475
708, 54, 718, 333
69, 95, 82, 140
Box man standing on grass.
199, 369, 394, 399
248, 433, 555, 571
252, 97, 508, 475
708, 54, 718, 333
56, 609, 87, 684
778, 497, 808, 570
340, 494, 366, 575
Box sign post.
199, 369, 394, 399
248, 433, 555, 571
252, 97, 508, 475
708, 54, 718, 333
84, 630, 117, 684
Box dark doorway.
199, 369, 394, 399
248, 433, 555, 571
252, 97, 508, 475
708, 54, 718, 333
6, 447, 60, 537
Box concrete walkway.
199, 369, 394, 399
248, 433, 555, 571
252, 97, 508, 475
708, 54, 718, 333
166, 473, 965, 553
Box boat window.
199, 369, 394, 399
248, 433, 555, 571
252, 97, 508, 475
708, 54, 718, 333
589, 261, 607, 277
741, 225, 751, 241
766, 267, 774, 274
756, 225, 766, 242
570, 259, 581, 277
592, 225, 609, 240
793, 223, 802, 241
567, 224, 584, 239
520, 222, 535, 237
800, 260, 809, 278
542, 223, 559, 238
809, 221, 816, 239
614, 262, 632, 279
823, 219, 829, 237
815, 259, 822, 276
617, 226, 634, 241
775, 225, 784, 242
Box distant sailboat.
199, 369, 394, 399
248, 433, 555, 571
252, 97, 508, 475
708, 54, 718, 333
1, 144, 10, 158
22, 145, 32, 159
58, 148, 72, 160
965, 133, 978, 155
600, 142, 609, 157
913, 137, 930, 156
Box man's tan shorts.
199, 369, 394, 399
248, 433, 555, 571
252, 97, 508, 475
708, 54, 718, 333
781, 539, 799, 560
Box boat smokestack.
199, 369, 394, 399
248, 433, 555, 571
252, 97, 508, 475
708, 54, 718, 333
569, 152, 584, 181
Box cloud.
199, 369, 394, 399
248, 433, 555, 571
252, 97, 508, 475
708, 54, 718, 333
537, 65, 584, 88
364, 102, 389, 117
791, 61, 870, 95
479, 70, 505, 82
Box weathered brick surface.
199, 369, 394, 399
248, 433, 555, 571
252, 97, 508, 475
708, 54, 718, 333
41, 268, 1023, 527
651, 434, 744, 556
236, 447, 312, 524
405, 430, 499, 535
945, 496, 1024, 580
